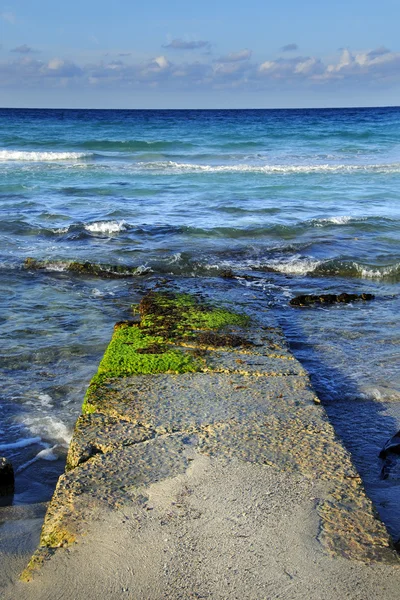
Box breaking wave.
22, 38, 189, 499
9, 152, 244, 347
84, 220, 128, 234
256, 256, 400, 281
135, 160, 400, 174
0, 150, 91, 161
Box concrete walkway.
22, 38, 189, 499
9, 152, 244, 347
3, 291, 400, 599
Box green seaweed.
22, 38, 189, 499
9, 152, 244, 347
97, 323, 200, 378
138, 291, 249, 340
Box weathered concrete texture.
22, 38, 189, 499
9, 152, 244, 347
22, 292, 398, 580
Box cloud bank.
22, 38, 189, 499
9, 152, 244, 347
1, 47, 399, 93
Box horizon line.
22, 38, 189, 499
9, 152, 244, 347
0, 104, 399, 112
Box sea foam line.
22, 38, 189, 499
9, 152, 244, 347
0, 436, 43, 450
136, 160, 400, 174
0, 150, 91, 161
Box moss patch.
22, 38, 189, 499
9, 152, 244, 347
97, 323, 200, 377
138, 291, 249, 340
82, 291, 251, 413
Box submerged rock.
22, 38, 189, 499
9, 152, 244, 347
24, 257, 147, 278
379, 430, 400, 459
290, 292, 375, 307
0, 456, 14, 496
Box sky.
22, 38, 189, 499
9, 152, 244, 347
0, 0, 399, 108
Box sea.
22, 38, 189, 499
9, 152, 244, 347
0, 107, 399, 540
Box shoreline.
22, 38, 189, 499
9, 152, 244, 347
2, 287, 400, 598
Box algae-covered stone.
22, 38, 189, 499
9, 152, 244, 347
290, 292, 375, 307
23, 257, 145, 278
84, 292, 251, 390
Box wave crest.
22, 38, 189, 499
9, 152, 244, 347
84, 220, 128, 234
0, 150, 90, 161
135, 160, 400, 174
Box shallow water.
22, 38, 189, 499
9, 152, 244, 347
0, 107, 399, 537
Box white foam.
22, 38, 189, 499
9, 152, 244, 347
41, 261, 70, 272
0, 150, 90, 161
91, 288, 103, 297
52, 226, 69, 234
16, 445, 60, 472
38, 394, 53, 408
263, 256, 322, 275
168, 252, 182, 264
136, 160, 400, 174
36, 446, 59, 461
0, 436, 42, 450
314, 216, 357, 226
359, 263, 400, 279
85, 220, 127, 234
359, 386, 400, 402
134, 264, 152, 275
21, 416, 72, 447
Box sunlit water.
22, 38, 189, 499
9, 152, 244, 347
0, 108, 399, 538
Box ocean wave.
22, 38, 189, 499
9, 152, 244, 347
256, 255, 400, 281
16, 446, 60, 473
313, 215, 359, 226
135, 160, 400, 174
84, 220, 128, 234
21, 415, 72, 447
0, 150, 91, 161
256, 256, 322, 275
0, 436, 42, 450
78, 139, 195, 151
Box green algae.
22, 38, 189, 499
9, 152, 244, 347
97, 323, 201, 378
81, 292, 251, 414
138, 291, 250, 340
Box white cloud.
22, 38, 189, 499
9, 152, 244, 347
294, 57, 322, 75
324, 47, 400, 80
153, 55, 169, 69
0, 45, 399, 92
48, 58, 65, 70
259, 60, 275, 73
45, 58, 82, 77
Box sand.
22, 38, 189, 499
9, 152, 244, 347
2, 454, 400, 600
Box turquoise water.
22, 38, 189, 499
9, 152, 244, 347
0, 108, 399, 537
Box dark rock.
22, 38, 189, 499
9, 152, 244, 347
319, 294, 337, 304
0, 457, 15, 496
290, 292, 375, 307
219, 269, 236, 278
24, 257, 146, 278
361, 293, 375, 301
379, 430, 400, 459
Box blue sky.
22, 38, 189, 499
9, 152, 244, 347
0, 0, 399, 108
